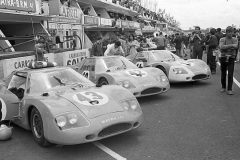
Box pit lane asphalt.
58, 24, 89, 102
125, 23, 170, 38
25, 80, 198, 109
1, 52, 240, 160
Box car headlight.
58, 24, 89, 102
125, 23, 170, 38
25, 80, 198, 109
56, 116, 67, 128
120, 99, 142, 114
173, 68, 188, 74
116, 80, 136, 89
155, 75, 168, 82
55, 112, 89, 130
68, 113, 78, 124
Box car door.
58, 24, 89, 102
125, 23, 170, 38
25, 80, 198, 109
79, 58, 96, 82
133, 52, 149, 68
0, 72, 25, 121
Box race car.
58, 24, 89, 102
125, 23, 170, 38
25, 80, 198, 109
72, 56, 170, 97
129, 50, 211, 82
0, 65, 143, 146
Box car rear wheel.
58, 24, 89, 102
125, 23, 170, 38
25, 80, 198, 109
157, 66, 167, 76
30, 107, 50, 147
98, 78, 109, 85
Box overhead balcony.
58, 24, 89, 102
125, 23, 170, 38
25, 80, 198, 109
77, 0, 138, 16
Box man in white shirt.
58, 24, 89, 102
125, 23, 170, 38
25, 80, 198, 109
104, 41, 124, 56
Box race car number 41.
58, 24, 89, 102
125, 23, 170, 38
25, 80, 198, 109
73, 91, 109, 106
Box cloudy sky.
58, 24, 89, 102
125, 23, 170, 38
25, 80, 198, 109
156, 0, 240, 30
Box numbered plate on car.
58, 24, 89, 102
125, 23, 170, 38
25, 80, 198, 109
72, 91, 109, 106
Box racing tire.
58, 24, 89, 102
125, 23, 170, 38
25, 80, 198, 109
98, 78, 109, 85
157, 66, 168, 77
30, 107, 50, 147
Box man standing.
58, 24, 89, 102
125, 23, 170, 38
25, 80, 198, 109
91, 37, 103, 56
190, 26, 205, 59
206, 28, 218, 74
215, 28, 224, 44
173, 33, 183, 57
219, 26, 238, 95
153, 32, 165, 50
116, 33, 127, 57
104, 41, 124, 56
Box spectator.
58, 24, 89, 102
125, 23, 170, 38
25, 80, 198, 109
215, 28, 224, 44
173, 33, 183, 57
104, 41, 124, 56
206, 28, 218, 74
127, 34, 140, 58
153, 32, 165, 50
219, 26, 238, 95
116, 33, 127, 57
91, 37, 103, 57
102, 37, 110, 53
190, 26, 205, 59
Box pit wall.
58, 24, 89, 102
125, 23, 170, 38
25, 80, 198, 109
0, 49, 90, 79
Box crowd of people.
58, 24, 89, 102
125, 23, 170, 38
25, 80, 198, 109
91, 25, 240, 95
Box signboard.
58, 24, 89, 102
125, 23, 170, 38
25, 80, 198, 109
115, 20, 121, 28
129, 22, 134, 28
3, 53, 54, 78
121, 21, 129, 28
50, 17, 81, 24
84, 15, 99, 25
62, 49, 90, 66
134, 22, 140, 29
59, 5, 82, 19
0, 0, 36, 12
100, 18, 112, 26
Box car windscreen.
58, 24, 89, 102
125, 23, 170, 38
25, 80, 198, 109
151, 51, 180, 61
28, 68, 94, 94
95, 56, 138, 73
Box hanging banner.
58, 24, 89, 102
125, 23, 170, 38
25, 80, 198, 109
0, 0, 36, 12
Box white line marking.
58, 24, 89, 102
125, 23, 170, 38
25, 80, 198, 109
93, 141, 127, 160
217, 62, 240, 88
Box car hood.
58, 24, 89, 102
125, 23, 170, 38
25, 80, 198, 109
162, 59, 208, 73
57, 87, 125, 119
105, 68, 157, 84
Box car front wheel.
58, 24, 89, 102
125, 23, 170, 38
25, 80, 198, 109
98, 78, 109, 85
30, 107, 50, 147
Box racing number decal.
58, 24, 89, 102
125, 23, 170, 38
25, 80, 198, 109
136, 62, 144, 68
82, 71, 89, 79
73, 91, 109, 106
126, 69, 147, 77
0, 98, 7, 121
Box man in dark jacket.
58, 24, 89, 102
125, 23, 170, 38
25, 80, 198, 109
173, 33, 183, 57
206, 28, 218, 74
91, 37, 103, 56
190, 26, 205, 59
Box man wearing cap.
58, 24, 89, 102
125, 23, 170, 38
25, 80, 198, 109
219, 26, 238, 95
190, 26, 206, 59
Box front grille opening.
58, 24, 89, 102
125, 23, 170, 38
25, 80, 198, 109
141, 87, 162, 95
192, 74, 208, 80
133, 122, 139, 128
98, 123, 132, 138
86, 134, 95, 140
